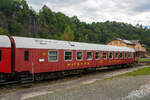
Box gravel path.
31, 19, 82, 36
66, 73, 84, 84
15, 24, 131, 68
0, 65, 149, 100
25, 76, 150, 100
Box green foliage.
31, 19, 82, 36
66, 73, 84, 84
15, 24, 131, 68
0, 0, 150, 52
61, 26, 74, 41
118, 67, 150, 77
0, 27, 8, 35
0, 0, 22, 16
8, 20, 23, 35
0, 12, 8, 29
38, 28, 51, 39
39, 5, 77, 40
136, 58, 150, 63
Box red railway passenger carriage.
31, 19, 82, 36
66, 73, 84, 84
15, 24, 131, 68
10, 36, 135, 75
0, 35, 12, 76
0, 35, 135, 82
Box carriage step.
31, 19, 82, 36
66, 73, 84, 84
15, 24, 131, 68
20, 75, 30, 78
20, 76, 34, 84
21, 77, 33, 81
21, 80, 34, 84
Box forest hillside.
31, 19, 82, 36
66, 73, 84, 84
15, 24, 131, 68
0, 0, 150, 51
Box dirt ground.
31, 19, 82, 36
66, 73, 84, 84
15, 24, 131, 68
25, 76, 150, 100
0, 65, 150, 100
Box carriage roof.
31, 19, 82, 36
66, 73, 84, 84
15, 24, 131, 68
0, 35, 11, 48
12, 36, 135, 52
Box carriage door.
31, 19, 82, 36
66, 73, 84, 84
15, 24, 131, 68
0, 48, 11, 73
0, 50, 2, 62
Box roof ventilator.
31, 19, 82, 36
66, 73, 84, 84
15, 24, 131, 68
68, 42, 75, 46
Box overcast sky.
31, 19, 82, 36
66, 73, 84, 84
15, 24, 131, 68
26, 0, 150, 26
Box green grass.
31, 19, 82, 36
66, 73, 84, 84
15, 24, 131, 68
136, 58, 150, 63
118, 67, 150, 77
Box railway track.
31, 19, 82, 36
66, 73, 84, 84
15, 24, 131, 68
0, 63, 142, 87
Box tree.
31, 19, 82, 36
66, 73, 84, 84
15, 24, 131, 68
61, 26, 74, 41
0, 0, 150, 52
38, 28, 51, 39
0, 0, 13, 16
0, 0, 22, 16
0, 27, 10, 36
20, 0, 29, 10
8, 20, 23, 35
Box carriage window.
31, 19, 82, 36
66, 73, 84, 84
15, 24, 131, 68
128, 52, 133, 58
95, 52, 100, 60
114, 41, 118, 45
128, 52, 131, 58
124, 52, 127, 59
131, 53, 134, 58
103, 52, 107, 59
48, 51, 58, 61
109, 52, 113, 59
121, 52, 124, 59
0, 50, 2, 61
76, 51, 83, 60
24, 51, 29, 61
120, 52, 123, 59
115, 52, 118, 59
87, 52, 92, 60
65, 51, 72, 61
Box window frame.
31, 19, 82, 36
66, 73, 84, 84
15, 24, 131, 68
114, 41, 118, 45
128, 52, 132, 58
0, 50, 2, 62
76, 51, 83, 61
86, 51, 92, 60
24, 50, 29, 61
119, 52, 123, 59
102, 51, 107, 59
124, 52, 127, 59
115, 52, 118, 59
95, 51, 100, 60
128, 52, 130, 58
109, 52, 113, 59
64, 51, 73, 61
131, 53, 134, 58
48, 50, 58, 62
129, 52, 133, 58
122, 52, 125, 59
